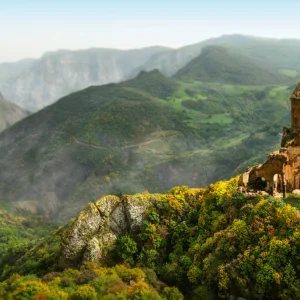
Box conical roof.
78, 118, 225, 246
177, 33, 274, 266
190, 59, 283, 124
290, 82, 300, 100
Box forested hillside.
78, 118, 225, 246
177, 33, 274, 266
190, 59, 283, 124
0, 68, 292, 221
1, 178, 300, 299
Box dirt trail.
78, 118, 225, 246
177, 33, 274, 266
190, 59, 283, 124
53, 131, 164, 150
54, 131, 107, 149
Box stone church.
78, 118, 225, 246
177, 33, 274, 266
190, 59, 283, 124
239, 83, 300, 197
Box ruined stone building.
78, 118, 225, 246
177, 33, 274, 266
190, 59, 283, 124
240, 83, 300, 197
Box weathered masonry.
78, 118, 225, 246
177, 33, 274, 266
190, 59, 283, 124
239, 83, 300, 197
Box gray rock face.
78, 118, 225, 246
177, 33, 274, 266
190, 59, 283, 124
59, 194, 164, 268
83, 237, 102, 263
59, 203, 102, 268
124, 195, 154, 230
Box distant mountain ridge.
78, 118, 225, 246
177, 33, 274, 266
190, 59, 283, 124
0, 58, 36, 81
2, 34, 300, 112
0, 46, 170, 111
174, 45, 290, 84
0, 92, 28, 133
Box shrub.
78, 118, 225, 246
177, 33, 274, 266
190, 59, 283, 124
162, 287, 184, 300
61, 269, 80, 279
75, 270, 97, 284
91, 273, 123, 295
47, 290, 69, 300
12, 280, 50, 299
32, 292, 48, 300
42, 272, 61, 282
71, 285, 97, 300
129, 282, 162, 299
118, 235, 138, 264
114, 265, 145, 283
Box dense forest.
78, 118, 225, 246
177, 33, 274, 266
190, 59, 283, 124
1, 177, 300, 299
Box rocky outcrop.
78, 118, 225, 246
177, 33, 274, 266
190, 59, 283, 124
59, 194, 164, 268
59, 203, 102, 267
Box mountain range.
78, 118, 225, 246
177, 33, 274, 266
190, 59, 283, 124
1, 34, 300, 113
0, 47, 170, 111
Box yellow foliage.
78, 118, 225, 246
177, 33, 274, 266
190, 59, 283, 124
61, 268, 80, 279
273, 272, 282, 285
32, 292, 48, 300
48, 276, 61, 288
114, 264, 145, 283
129, 281, 149, 293
72, 285, 97, 300
200, 176, 239, 203
168, 195, 183, 212
12, 280, 50, 298
7, 273, 21, 285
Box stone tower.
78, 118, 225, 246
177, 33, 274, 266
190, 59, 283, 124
291, 83, 300, 132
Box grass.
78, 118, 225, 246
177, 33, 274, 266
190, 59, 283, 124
279, 69, 298, 78
192, 113, 233, 124
174, 45, 292, 85
285, 194, 300, 210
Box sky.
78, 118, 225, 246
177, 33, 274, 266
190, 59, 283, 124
1, 0, 300, 62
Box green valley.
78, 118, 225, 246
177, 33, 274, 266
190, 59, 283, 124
0, 65, 293, 221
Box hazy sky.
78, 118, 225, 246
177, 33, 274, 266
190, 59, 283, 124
1, 0, 300, 63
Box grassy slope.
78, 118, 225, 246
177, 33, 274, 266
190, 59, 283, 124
215, 35, 300, 74
174, 45, 291, 85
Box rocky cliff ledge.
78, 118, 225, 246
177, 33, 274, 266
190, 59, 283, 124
59, 194, 162, 268
59, 189, 200, 269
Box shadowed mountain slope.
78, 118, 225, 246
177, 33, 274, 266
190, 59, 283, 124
0, 92, 28, 133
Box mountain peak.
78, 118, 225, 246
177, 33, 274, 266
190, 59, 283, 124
124, 69, 179, 99
136, 69, 163, 78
